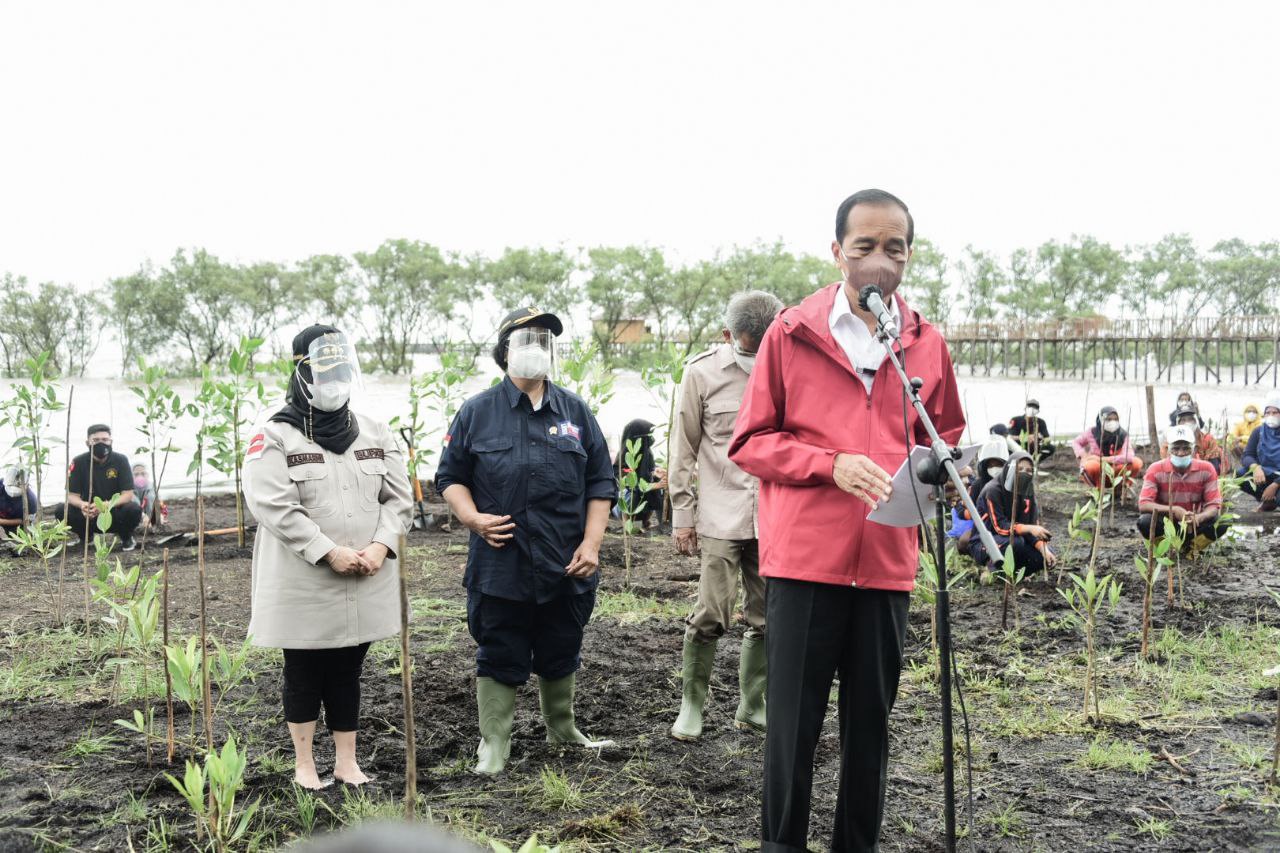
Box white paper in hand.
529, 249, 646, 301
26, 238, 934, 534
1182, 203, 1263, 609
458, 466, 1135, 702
865, 444, 982, 528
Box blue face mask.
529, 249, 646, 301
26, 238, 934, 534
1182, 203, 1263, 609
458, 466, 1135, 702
1170, 453, 1193, 470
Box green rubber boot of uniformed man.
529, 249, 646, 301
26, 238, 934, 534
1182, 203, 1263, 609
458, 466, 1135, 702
474, 677, 516, 775
539, 673, 614, 748
733, 633, 767, 733
671, 638, 717, 740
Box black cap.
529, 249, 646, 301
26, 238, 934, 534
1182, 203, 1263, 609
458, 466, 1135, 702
1026, 399, 1040, 409
497, 307, 563, 338
1176, 403, 1198, 417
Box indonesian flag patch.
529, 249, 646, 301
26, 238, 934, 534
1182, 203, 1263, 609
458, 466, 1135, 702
246, 433, 266, 462
558, 420, 582, 441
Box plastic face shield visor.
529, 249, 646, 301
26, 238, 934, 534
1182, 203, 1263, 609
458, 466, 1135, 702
301, 332, 361, 401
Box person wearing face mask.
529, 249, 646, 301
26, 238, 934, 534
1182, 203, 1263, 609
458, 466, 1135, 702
50, 424, 144, 551
1138, 425, 1227, 554
0, 466, 38, 540
1008, 399, 1054, 464
1239, 397, 1280, 511
1229, 403, 1262, 466
1071, 406, 1143, 489
1168, 392, 1205, 428
969, 451, 1057, 576
1160, 404, 1227, 476
668, 289, 781, 742
729, 190, 965, 852
243, 324, 413, 790
435, 308, 617, 775
952, 439, 1010, 555
130, 463, 160, 530
614, 419, 667, 530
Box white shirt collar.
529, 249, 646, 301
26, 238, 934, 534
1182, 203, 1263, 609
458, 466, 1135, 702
829, 285, 900, 330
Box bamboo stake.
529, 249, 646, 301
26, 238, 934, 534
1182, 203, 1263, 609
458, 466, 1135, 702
54, 386, 74, 627
1142, 514, 1156, 660
163, 548, 175, 765
198, 494, 213, 753
398, 532, 417, 820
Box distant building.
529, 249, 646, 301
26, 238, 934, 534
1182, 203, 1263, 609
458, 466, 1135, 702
596, 318, 653, 345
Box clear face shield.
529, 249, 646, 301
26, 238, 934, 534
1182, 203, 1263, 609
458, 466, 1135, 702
506, 327, 555, 380
4, 467, 26, 499
300, 332, 361, 412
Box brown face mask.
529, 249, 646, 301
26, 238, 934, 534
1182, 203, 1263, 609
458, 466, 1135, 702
839, 248, 906, 291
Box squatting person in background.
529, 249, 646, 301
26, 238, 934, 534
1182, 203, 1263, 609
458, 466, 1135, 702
1071, 406, 1143, 489
1008, 398, 1054, 463
1138, 424, 1228, 554
436, 308, 616, 776
1228, 402, 1262, 467
730, 189, 965, 852
1162, 403, 1226, 475
244, 324, 413, 790
0, 466, 37, 540
1240, 397, 1280, 511
1168, 390, 1204, 428
970, 450, 1057, 577
951, 438, 1009, 556
131, 463, 159, 531
668, 289, 783, 741
51, 424, 143, 552
614, 419, 667, 531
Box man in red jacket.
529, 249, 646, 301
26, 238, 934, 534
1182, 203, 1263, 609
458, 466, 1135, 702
730, 189, 964, 853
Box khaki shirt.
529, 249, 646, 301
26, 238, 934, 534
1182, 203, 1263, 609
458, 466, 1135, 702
244, 412, 413, 649
669, 343, 758, 540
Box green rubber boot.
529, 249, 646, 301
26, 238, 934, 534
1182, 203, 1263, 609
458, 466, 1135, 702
733, 633, 767, 734
474, 676, 516, 775
539, 673, 614, 748
670, 638, 717, 741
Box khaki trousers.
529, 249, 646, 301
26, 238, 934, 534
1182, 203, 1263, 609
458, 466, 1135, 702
685, 536, 765, 644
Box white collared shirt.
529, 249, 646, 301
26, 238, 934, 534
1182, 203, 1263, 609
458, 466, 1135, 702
829, 287, 900, 393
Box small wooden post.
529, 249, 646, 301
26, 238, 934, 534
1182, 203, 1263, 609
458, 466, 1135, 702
399, 532, 417, 819
1145, 385, 1159, 457
163, 548, 175, 765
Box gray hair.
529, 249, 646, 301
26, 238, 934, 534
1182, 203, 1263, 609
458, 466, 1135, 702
725, 290, 784, 343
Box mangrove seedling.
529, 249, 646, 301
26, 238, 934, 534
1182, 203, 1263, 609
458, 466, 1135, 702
166, 636, 204, 751
10, 518, 71, 624
639, 344, 685, 522
165, 735, 260, 851
1162, 515, 1189, 608
215, 337, 270, 547
129, 357, 187, 541
558, 338, 615, 416
617, 437, 653, 588
1059, 567, 1122, 722
1061, 497, 1099, 586
1135, 527, 1172, 661
0, 350, 65, 525
999, 543, 1027, 634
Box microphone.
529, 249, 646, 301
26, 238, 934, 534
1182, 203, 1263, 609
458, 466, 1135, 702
857, 284, 899, 339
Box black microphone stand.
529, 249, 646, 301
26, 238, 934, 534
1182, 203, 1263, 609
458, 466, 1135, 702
870, 312, 1002, 853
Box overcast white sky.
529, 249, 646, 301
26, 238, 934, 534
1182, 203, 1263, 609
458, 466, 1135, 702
2, 1, 1278, 286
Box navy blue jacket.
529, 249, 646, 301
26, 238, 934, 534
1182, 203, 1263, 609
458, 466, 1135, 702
435, 377, 617, 603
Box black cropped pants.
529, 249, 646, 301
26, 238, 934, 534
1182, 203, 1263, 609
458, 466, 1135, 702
281, 642, 371, 731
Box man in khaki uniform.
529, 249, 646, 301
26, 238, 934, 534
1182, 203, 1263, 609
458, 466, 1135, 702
669, 290, 783, 740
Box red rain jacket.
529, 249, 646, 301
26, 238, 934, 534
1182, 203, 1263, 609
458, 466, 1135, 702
729, 283, 965, 591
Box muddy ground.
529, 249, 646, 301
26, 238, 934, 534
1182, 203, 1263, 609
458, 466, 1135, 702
2, 458, 1280, 852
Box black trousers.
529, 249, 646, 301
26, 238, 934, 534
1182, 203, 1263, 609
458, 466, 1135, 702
282, 643, 371, 731
1136, 513, 1227, 542
50, 502, 142, 539
762, 578, 909, 853
466, 589, 595, 686
969, 534, 1045, 576
1240, 471, 1280, 502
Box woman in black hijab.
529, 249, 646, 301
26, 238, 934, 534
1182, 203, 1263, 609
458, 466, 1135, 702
616, 419, 667, 530
970, 451, 1057, 576
269, 324, 361, 453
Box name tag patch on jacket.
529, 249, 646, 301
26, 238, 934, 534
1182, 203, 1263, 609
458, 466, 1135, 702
287, 453, 324, 467
557, 421, 582, 440
354, 449, 385, 461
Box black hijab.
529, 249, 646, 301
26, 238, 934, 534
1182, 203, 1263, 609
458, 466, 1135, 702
617, 419, 656, 481
995, 450, 1039, 524
269, 324, 360, 455
1090, 406, 1126, 456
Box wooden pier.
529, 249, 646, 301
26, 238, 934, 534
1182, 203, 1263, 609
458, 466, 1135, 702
939, 315, 1280, 386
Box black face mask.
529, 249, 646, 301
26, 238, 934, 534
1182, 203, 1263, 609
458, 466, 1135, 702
91, 443, 111, 461
1015, 472, 1034, 494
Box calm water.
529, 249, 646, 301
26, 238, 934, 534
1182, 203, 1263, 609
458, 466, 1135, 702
0, 360, 1272, 503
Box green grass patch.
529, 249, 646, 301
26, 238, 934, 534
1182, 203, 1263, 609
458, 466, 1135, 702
593, 589, 686, 625
1079, 737, 1153, 774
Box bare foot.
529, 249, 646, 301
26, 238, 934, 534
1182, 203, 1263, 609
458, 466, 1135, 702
333, 760, 372, 785
294, 765, 331, 790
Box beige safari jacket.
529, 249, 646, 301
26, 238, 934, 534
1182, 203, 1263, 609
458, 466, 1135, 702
244, 412, 413, 649
669, 343, 758, 541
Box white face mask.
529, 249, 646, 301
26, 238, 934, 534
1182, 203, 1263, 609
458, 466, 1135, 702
311, 380, 352, 412
1025, 408, 1038, 419
1246, 411, 1258, 422
1103, 420, 1121, 433
1267, 415, 1280, 430
4, 484, 23, 499
508, 345, 552, 380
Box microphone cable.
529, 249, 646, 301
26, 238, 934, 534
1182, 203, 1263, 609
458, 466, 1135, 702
896, 328, 979, 852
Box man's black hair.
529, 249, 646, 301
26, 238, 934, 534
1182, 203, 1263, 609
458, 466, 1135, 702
492, 337, 508, 371
835, 189, 914, 247
86, 423, 111, 437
